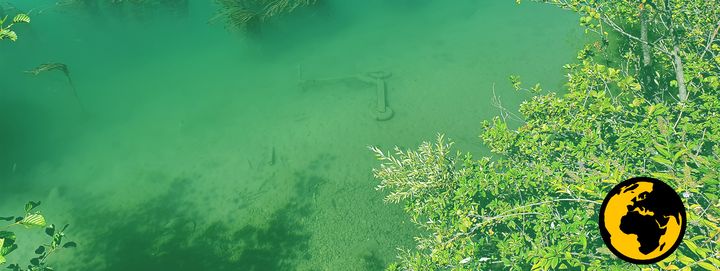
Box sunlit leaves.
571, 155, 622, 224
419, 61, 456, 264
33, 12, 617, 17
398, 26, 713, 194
0, 231, 18, 266
11, 14, 30, 24
20, 214, 46, 228
24, 201, 41, 213
0, 232, 17, 253
0, 13, 29, 42
509, 75, 522, 91
0, 29, 18, 42
0, 205, 75, 271
374, 0, 720, 270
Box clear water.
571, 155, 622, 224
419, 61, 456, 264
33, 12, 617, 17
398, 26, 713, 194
1, 1, 581, 269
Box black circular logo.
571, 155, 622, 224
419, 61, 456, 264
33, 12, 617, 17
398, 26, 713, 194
598, 177, 687, 264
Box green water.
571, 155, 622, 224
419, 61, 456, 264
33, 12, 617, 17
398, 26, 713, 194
1, 1, 581, 270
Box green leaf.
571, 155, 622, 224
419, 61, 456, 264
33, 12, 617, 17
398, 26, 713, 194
696, 262, 717, 271
62, 241, 77, 248
45, 224, 55, 237
0, 244, 17, 257
677, 253, 694, 266
685, 239, 707, 258
654, 142, 671, 157
651, 155, 673, 166
531, 258, 546, 271
0, 231, 16, 248
34, 246, 45, 254
24, 201, 41, 213
20, 213, 46, 228
708, 257, 720, 267
673, 149, 687, 162
651, 172, 677, 181
0, 29, 17, 42
11, 13, 30, 24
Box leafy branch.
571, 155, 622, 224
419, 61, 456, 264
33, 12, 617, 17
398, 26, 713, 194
0, 13, 30, 42
0, 201, 76, 271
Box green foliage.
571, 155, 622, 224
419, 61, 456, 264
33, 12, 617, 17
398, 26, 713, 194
372, 1, 720, 270
535, 0, 720, 103
510, 75, 542, 93
1, 202, 76, 271
0, 13, 30, 42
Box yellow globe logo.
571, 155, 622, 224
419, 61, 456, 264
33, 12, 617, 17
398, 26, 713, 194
599, 177, 687, 264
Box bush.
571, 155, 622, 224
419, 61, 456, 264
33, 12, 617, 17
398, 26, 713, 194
372, 1, 720, 270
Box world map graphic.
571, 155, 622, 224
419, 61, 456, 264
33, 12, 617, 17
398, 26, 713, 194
599, 177, 686, 263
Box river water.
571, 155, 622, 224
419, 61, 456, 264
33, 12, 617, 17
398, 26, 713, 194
0, 0, 580, 269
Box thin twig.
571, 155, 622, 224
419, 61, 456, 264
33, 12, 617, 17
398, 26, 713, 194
701, 19, 720, 59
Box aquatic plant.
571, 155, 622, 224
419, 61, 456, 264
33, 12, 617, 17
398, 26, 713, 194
0, 13, 30, 42
210, 0, 318, 34
0, 201, 76, 271
25, 63, 86, 112
372, 0, 720, 270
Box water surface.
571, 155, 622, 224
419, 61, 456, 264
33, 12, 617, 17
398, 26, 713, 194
0, 1, 580, 269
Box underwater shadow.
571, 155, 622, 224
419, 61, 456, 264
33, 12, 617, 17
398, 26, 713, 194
72, 168, 326, 271
361, 249, 386, 271
0, 99, 66, 186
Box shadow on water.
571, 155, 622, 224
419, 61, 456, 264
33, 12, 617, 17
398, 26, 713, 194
361, 249, 386, 271
0, 101, 40, 182
72, 161, 331, 271
0, 99, 72, 185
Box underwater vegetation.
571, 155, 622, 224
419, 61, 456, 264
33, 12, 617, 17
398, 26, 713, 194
372, 0, 720, 270
24, 63, 85, 112
210, 0, 318, 34
67, 169, 324, 270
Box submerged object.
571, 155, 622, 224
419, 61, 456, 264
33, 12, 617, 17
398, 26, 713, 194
25, 62, 85, 112
363, 71, 394, 121
299, 70, 395, 121
268, 145, 275, 166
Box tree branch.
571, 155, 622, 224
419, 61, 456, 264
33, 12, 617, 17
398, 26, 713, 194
701, 19, 720, 59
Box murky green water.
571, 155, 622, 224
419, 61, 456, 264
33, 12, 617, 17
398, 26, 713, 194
1, 1, 580, 270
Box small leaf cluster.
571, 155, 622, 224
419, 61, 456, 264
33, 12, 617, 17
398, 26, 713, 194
0, 13, 30, 42
0, 202, 76, 271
